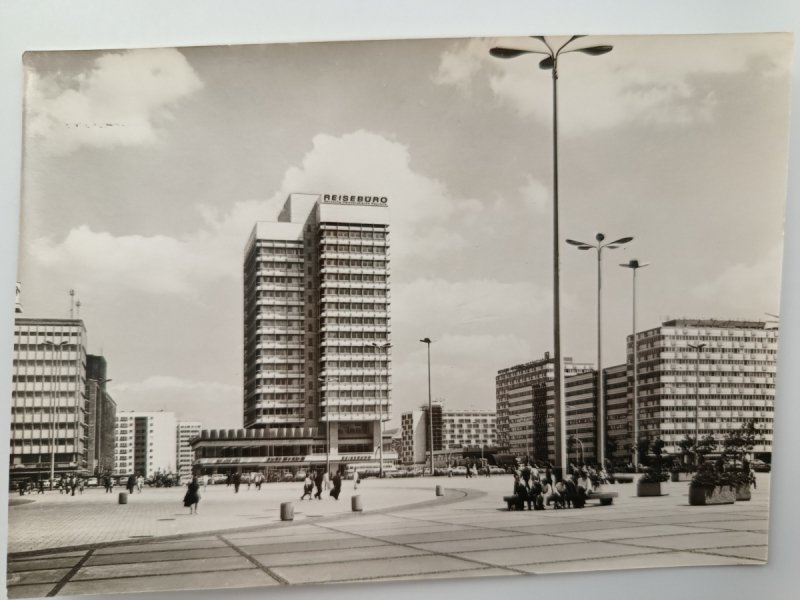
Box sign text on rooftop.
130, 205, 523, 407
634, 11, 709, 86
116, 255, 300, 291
322, 194, 388, 207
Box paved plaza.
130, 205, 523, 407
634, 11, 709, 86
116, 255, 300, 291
6, 475, 770, 598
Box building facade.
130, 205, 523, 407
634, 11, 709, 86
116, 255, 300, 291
194, 193, 395, 474
176, 421, 202, 480
114, 411, 177, 477
634, 319, 776, 458
400, 404, 497, 466
10, 318, 90, 481
496, 354, 593, 464
86, 354, 116, 475
604, 362, 631, 463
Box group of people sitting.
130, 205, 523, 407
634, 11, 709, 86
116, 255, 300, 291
509, 463, 608, 511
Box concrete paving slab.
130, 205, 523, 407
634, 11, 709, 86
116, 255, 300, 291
456, 540, 648, 567
409, 532, 577, 554
6, 567, 70, 585
253, 543, 429, 567
519, 550, 762, 574
621, 531, 769, 551
86, 546, 239, 566
72, 555, 253, 581
222, 530, 354, 547
695, 546, 769, 561
513, 520, 643, 535
92, 537, 227, 555
697, 519, 769, 532
556, 524, 724, 541
270, 554, 480, 584
8, 556, 84, 572
377, 528, 520, 546
6, 583, 57, 599
235, 536, 385, 555
373, 566, 523, 582
57, 567, 279, 596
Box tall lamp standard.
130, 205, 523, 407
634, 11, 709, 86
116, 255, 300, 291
490, 36, 613, 477
369, 342, 391, 479
688, 343, 706, 464
419, 338, 434, 476
619, 259, 649, 472
43, 340, 69, 483
566, 233, 633, 465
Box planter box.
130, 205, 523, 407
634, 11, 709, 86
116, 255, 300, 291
637, 482, 662, 497
689, 484, 736, 505
735, 483, 752, 501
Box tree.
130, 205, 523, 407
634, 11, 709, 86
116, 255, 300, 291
695, 434, 718, 463
723, 420, 758, 469
651, 437, 666, 473
637, 435, 651, 467
677, 434, 696, 468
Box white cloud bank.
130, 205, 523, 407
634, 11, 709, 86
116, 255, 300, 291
25, 48, 204, 155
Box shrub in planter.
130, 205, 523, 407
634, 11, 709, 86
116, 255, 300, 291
637, 468, 668, 497
688, 464, 737, 505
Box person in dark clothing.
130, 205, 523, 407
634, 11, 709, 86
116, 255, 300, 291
530, 479, 545, 510
313, 470, 324, 500
226, 473, 232, 487
37, 480, 45, 494
103, 474, 113, 493
330, 472, 342, 500
126, 474, 136, 495
183, 476, 200, 514
233, 472, 241, 493
511, 475, 528, 511
521, 463, 531, 487
563, 477, 577, 508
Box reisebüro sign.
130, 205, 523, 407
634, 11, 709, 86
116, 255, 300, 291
322, 194, 388, 207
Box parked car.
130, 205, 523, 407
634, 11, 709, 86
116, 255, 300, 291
293, 470, 307, 482
489, 466, 506, 475
750, 459, 771, 472
85, 477, 99, 487
451, 466, 467, 476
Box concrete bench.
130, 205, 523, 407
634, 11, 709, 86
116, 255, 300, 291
586, 491, 619, 506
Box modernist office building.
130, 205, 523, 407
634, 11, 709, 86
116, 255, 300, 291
400, 404, 497, 466
496, 353, 594, 464
495, 318, 777, 467
86, 354, 117, 475
634, 319, 776, 458
114, 411, 177, 477
192, 193, 395, 474
10, 317, 91, 481
176, 421, 202, 480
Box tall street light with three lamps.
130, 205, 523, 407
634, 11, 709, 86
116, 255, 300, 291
490, 36, 613, 476
566, 233, 633, 465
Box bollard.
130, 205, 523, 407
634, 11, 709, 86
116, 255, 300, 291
435, 485, 444, 497
118, 492, 128, 505
351, 494, 363, 512
280, 501, 294, 521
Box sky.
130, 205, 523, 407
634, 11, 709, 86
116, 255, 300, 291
16, 33, 792, 429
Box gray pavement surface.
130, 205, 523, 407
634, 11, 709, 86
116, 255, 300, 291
6, 475, 770, 598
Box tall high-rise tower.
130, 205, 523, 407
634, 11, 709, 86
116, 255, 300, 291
243, 193, 391, 459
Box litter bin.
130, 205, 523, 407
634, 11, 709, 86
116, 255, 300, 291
280, 501, 294, 521
351, 495, 363, 512
118, 492, 128, 505
435, 485, 444, 497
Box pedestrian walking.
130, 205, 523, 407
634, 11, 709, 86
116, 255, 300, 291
37, 480, 45, 494
330, 471, 342, 500
300, 474, 313, 500
353, 470, 360, 490
322, 471, 330, 491
126, 474, 136, 495
203, 474, 209, 490
70, 474, 78, 496
183, 476, 200, 515
254, 472, 263, 490
314, 470, 323, 500
136, 474, 144, 493
233, 472, 241, 493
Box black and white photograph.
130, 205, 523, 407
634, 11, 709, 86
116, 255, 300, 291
1, 15, 795, 600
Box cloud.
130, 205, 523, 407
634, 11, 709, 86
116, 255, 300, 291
435, 34, 791, 133
25, 48, 203, 155
692, 245, 784, 315
112, 376, 241, 428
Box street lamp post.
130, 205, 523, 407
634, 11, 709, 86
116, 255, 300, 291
688, 343, 706, 463
490, 36, 613, 478
619, 259, 649, 473
43, 340, 69, 483
419, 338, 434, 476
369, 342, 391, 479
567, 233, 633, 465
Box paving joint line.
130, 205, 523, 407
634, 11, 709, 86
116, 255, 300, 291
311, 518, 531, 576
8, 567, 260, 590
44, 548, 94, 597
217, 534, 289, 585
